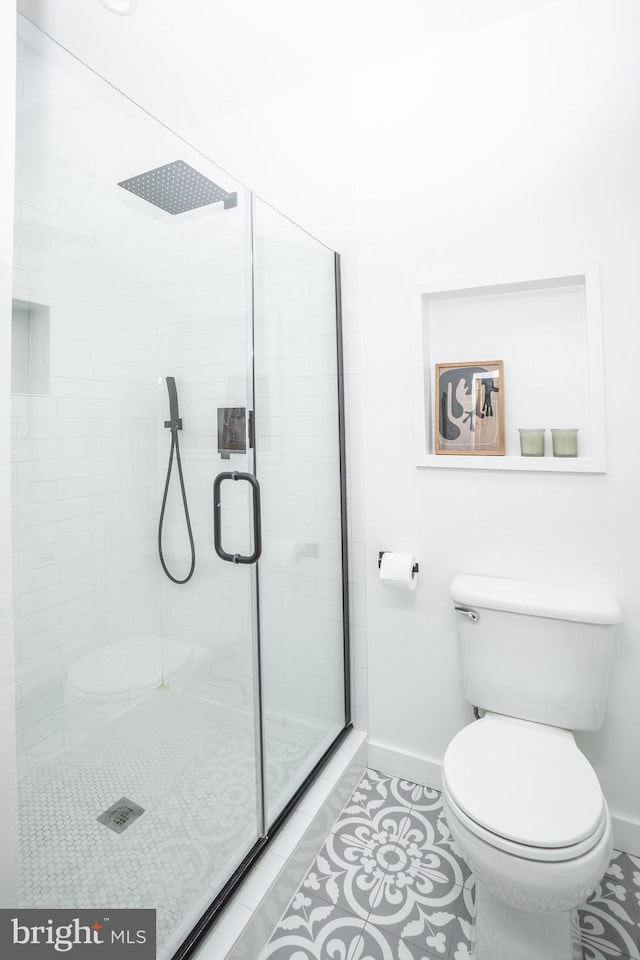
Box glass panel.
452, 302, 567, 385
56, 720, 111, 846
252, 198, 347, 824
12, 17, 259, 954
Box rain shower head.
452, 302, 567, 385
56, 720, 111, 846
118, 160, 237, 215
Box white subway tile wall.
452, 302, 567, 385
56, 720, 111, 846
156, 205, 256, 712
12, 102, 162, 775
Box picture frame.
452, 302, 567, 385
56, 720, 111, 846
434, 360, 504, 455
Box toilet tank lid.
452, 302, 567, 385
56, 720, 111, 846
450, 575, 622, 625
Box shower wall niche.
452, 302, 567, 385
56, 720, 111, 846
11, 299, 50, 395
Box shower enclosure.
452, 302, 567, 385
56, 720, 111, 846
11, 15, 349, 958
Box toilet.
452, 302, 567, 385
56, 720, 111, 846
442, 574, 622, 960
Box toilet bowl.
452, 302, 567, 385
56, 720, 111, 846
442, 714, 612, 959
445, 575, 622, 960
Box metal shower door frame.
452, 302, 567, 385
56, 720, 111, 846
246, 191, 268, 842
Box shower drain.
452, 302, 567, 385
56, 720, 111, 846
97, 797, 145, 834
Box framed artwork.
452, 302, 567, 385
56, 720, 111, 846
435, 360, 504, 455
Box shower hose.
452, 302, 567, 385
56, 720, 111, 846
158, 424, 196, 584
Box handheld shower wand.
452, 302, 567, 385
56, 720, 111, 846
165, 375, 181, 430
158, 377, 196, 584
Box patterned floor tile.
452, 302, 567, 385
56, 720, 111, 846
573, 851, 640, 960
261, 767, 640, 960
300, 814, 399, 918
369, 805, 468, 905
259, 891, 366, 959
369, 877, 473, 959
405, 781, 446, 815
608, 850, 630, 884
450, 874, 476, 960
333, 768, 412, 829
626, 854, 640, 941
389, 778, 442, 812
359, 922, 444, 960
435, 808, 472, 886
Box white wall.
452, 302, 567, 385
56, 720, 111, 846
355, 0, 640, 843
184, 78, 358, 257
183, 0, 640, 843
0, 0, 18, 910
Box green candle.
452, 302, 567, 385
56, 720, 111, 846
518, 428, 545, 456
551, 428, 578, 457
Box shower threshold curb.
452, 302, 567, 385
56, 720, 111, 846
179, 728, 367, 960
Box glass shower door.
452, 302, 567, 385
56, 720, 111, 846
154, 164, 262, 948
252, 199, 348, 825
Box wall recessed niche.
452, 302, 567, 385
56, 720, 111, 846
414, 265, 605, 473
11, 299, 50, 395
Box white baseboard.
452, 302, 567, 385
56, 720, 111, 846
368, 740, 443, 793
368, 739, 640, 857
609, 813, 640, 858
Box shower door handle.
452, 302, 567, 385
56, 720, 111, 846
213, 471, 262, 564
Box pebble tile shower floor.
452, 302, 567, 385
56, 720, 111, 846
258, 768, 640, 960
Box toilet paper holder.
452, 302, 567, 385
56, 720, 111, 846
378, 552, 419, 576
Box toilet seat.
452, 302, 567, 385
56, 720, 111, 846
443, 780, 607, 863
443, 713, 607, 862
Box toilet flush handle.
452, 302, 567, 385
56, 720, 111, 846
454, 606, 479, 622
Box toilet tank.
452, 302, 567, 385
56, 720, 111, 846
450, 575, 622, 730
